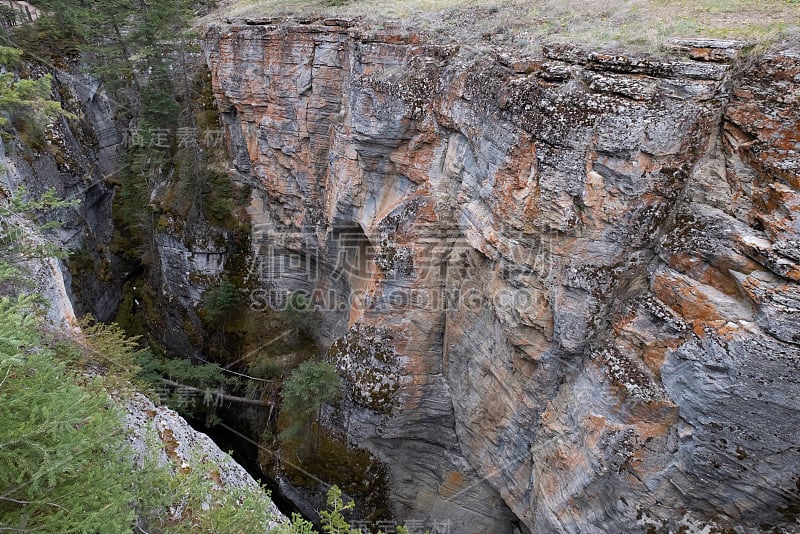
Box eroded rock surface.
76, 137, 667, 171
122, 392, 284, 528
0, 69, 125, 322
204, 21, 800, 533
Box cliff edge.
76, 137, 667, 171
204, 19, 799, 533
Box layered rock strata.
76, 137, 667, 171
204, 22, 800, 533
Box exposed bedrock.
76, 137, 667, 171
0, 69, 124, 322
204, 23, 800, 533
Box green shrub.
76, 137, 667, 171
0, 186, 78, 262
0, 294, 137, 532
282, 291, 317, 336
0, 284, 286, 532
279, 360, 342, 447
203, 276, 241, 324
79, 315, 146, 384
153, 355, 227, 389
248, 355, 284, 379
203, 170, 237, 226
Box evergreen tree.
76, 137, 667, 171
283, 291, 317, 336
203, 276, 241, 324
280, 360, 342, 450
0, 46, 61, 124
0, 294, 137, 532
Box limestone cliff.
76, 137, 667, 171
204, 20, 800, 533
0, 67, 125, 322
122, 391, 285, 528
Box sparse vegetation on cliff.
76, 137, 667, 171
0, 188, 395, 533
0, 291, 135, 532
0, 286, 397, 531
208, 0, 799, 52
0, 191, 280, 532
5, 0, 798, 531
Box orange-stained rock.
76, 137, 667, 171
204, 22, 800, 533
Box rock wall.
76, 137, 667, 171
0, 67, 125, 322
0, 63, 288, 529
204, 22, 800, 533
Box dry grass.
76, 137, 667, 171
200, 0, 800, 54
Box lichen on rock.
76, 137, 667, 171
328, 324, 402, 415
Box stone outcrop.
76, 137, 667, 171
204, 21, 800, 533
0, 64, 129, 324
122, 391, 285, 528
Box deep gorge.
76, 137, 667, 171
3, 6, 800, 534
195, 19, 800, 533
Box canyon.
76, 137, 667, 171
198, 19, 800, 533
3, 11, 798, 533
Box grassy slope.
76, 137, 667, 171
202, 0, 800, 53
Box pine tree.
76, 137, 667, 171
203, 276, 241, 324
0, 294, 137, 532
280, 360, 342, 450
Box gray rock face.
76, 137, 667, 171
0, 68, 125, 322
122, 391, 285, 530
204, 22, 800, 533
0, 54, 290, 530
